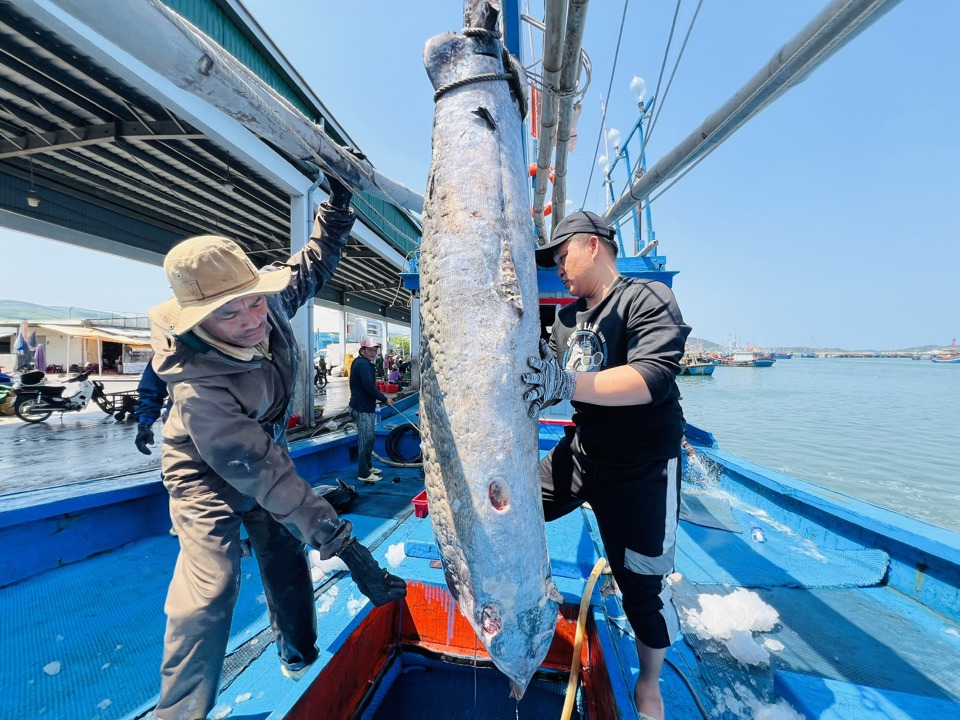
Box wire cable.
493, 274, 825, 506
642, 0, 704, 157
579, 0, 631, 208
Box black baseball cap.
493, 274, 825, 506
534, 210, 618, 267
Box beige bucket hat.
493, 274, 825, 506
148, 235, 291, 335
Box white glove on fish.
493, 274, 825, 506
522, 339, 576, 418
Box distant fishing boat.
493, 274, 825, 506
679, 353, 717, 376
931, 341, 959, 363
679, 358, 716, 376
771, 351, 793, 359
798, 352, 818, 358
719, 351, 776, 367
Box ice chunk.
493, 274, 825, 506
235, 692, 251, 703
346, 595, 367, 617
43, 661, 61, 676
725, 629, 769, 665
385, 543, 405, 569
685, 588, 779, 639
210, 704, 232, 719
317, 586, 339, 615
684, 588, 780, 666
96, 699, 112, 710
309, 551, 347, 575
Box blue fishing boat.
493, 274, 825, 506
679, 358, 717, 376
718, 352, 776, 368
770, 352, 793, 360
4, 381, 959, 719
3, 1, 957, 719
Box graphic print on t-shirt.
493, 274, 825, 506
562, 323, 608, 372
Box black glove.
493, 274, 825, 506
324, 147, 365, 210
135, 422, 155, 455
522, 339, 576, 418
336, 538, 407, 606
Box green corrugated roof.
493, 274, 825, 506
159, 0, 421, 252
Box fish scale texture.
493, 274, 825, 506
0, 535, 272, 720
420, 28, 558, 693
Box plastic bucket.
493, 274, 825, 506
412, 490, 428, 518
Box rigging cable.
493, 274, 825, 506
647, 0, 683, 141
579, 0, 631, 209
640, 0, 704, 163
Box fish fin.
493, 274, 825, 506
471, 106, 497, 131
496, 230, 524, 315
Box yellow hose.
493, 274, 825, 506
560, 558, 607, 720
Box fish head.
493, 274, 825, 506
478, 593, 559, 699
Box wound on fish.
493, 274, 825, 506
471, 106, 497, 131
488, 479, 510, 512
481, 603, 503, 636
495, 230, 524, 315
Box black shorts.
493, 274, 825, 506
540, 428, 681, 649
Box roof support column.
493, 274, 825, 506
289, 194, 313, 429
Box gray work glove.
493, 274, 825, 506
337, 538, 407, 606
135, 422, 155, 455
522, 339, 576, 418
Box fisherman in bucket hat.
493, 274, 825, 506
147, 169, 406, 720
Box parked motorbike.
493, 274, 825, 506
12, 370, 107, 423
314, 356, 328, 390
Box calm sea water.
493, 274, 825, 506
678, 357, 960, 533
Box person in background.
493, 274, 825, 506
374, 349, 385, 379
147, 171, 406, 720
521, 211, 690, 720
348, 337, 393, 482
388, 364, 401, 386
134, 362, 168, 454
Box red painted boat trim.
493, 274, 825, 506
286, 581, 613, 717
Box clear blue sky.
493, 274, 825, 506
3, 1, 957, 350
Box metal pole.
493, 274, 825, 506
619, 144, 641, 253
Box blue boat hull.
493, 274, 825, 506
680, 363, 715, 376
1, 398, 958, 719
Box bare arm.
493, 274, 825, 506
571, 364, 652, 406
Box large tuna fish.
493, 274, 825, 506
419, 9, 561, 699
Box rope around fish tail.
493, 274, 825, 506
561, 558, 607, 720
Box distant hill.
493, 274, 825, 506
686, 337, 947, 354
685, 337, 722, 352
0, 299, 124, 323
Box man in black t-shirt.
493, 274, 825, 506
522, 211, 690, 720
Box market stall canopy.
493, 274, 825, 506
36, 324, 152, 347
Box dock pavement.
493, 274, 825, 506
0, 374, 354, 498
